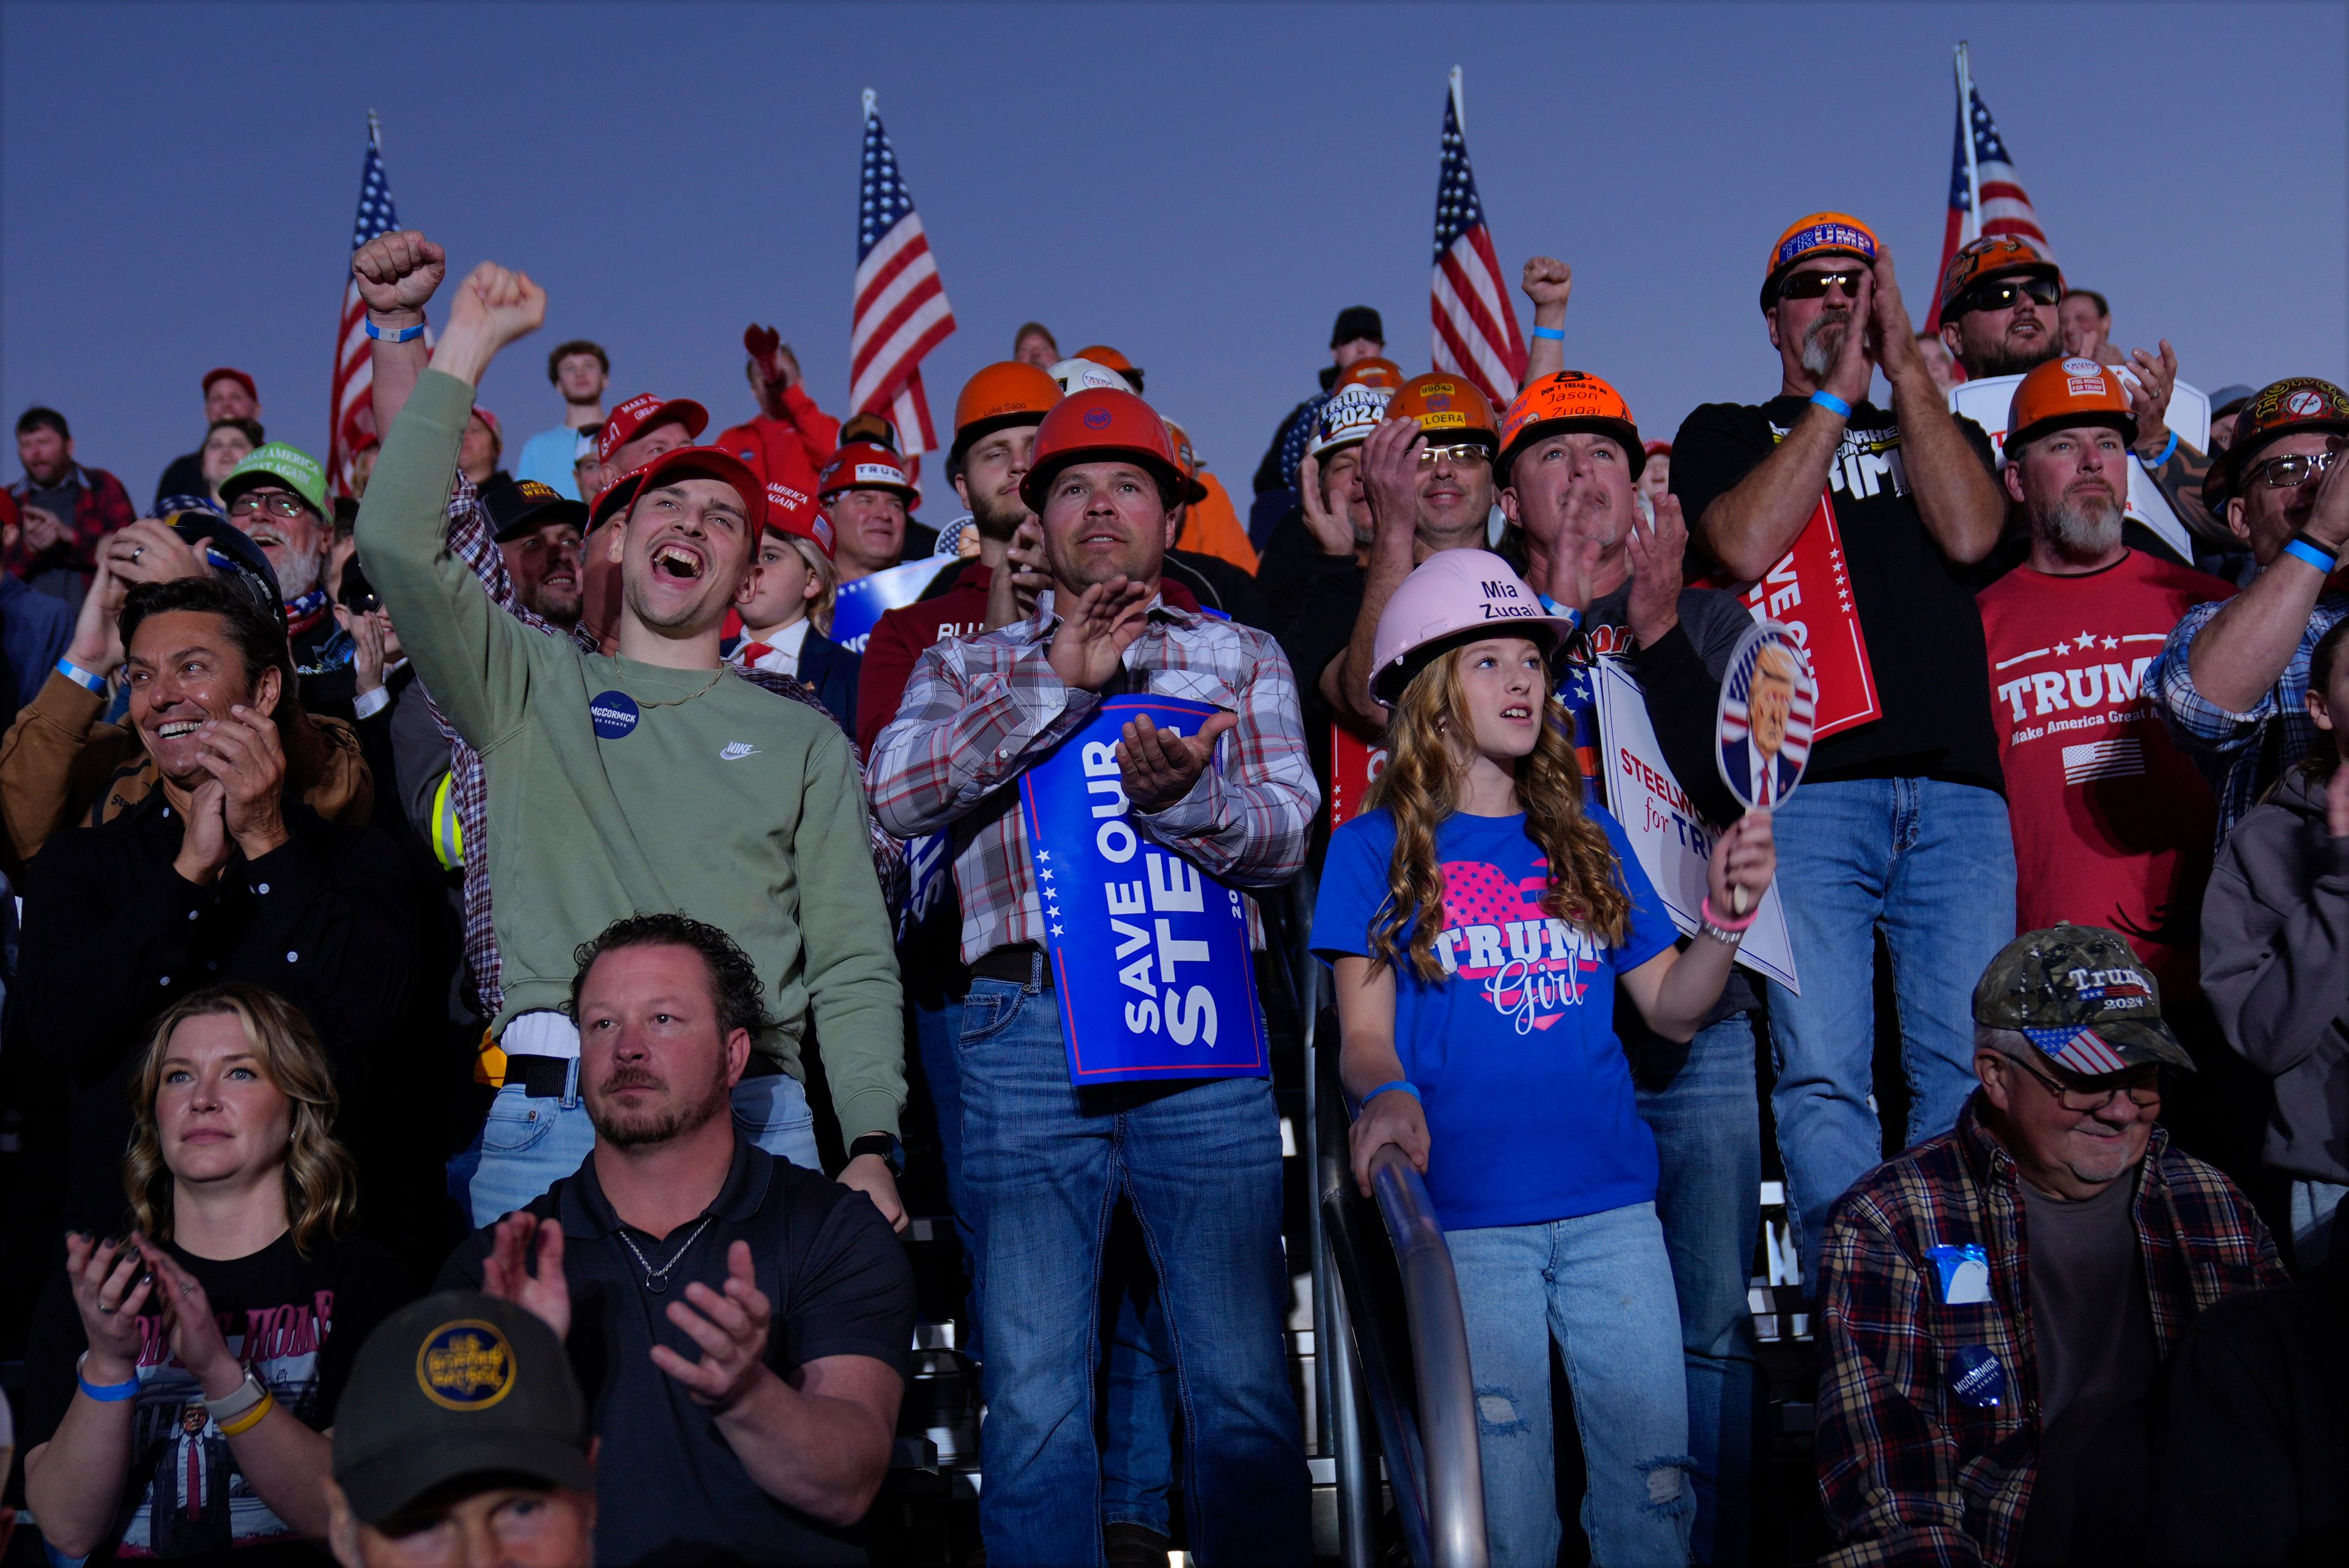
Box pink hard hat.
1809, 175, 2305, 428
1370, 549, 1578, 707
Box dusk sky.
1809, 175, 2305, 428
6, 2, 2343, 512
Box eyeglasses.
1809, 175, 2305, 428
1948, 275, 2062, 317
227, 492, 311, 522
2246, 446, 2342, 491
2005, 1053, 2163, 1113
1416, 442, 1492, 468
1776, 268, 1868, 302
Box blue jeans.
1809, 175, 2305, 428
1633, 1012, 1761, 1566
459, 1065, 820, 1227
1450, 1204, 1694, 1568
1764, 777, 2015, 1285
959, 972, 1310, 1567
1102, 1216, 1178, 1537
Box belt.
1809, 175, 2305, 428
971, 942, 1052, 988
510, 1053, 786, 1096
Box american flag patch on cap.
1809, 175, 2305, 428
2022, 1026, 2130, 1074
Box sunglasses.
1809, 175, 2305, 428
1776, 268, 1868, 302
2005, 1053, 2164, 1113
1416, 442, 1492, 468
1948, 275, 2063, 318
2245, 446, 2342, 491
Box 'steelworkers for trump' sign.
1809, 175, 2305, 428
1017, 695, 1270, 1084
1590, 657, 1800, 993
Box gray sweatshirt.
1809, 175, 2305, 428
2203, 764, 2349, 1183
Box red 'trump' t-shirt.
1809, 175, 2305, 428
1976, 550, 2233, 994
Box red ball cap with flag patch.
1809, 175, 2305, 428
2003, 357, 2137, 453
817, 442, 916, 501
764, 481, 834, 559
2202, 377, 2349, 508
625, 445, 766, 534
598, 393, 711, 465
1761, 212, 1879, 309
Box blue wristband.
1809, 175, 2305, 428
2282, 538, 2338, 576
363, 317, 426, 344
1809, 390, 1853, 419
1531, 325, 1565, 342
2146, 430, 2178, 468
1537, 594, 1583, 626
1359, 1079, 1420, 1109
55, 658, 108, 693
77, 1353, 141, 1402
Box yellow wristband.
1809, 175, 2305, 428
217, 1390, 275, 1436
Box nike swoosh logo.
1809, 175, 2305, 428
721, 742, 760, 760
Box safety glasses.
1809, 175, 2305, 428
1775, 268, 1868, 302
1415, 442, 1492, 468
1948, 275, 2062, 318
2246, 446, 2342, 491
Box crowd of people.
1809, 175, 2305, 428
0, 204, 2342, 1568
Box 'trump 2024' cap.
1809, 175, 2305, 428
1972, 922, 2195, 1075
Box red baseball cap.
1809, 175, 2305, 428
764, 481, 835, 559
469, 407, 503, 448
597, 394, 710, 465
202, 367, 257, 401
628, 445, 766, 534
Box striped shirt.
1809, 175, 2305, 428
430, 475, 900, 1019
866, 590, 1318, 963
2148, 590, 2349, 840
1813, 1100, 2284, 1568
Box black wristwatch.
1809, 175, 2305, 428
848, 1133, 905, 1177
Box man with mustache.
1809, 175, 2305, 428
1976, 358, 2231, 1020
441, 913, 914, 1566
354, 255, 907, 1241
1671, 212, 2012, 1288
217, 443, 364, 719
2149, 378, 2349, 836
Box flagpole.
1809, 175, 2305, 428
861, 86, 876, 122
1447, 64, 1464, 133
1954, 43, 1981, 243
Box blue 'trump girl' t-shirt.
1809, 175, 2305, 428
1310, 805, 1679, 1232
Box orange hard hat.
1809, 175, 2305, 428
1018, 388, 1183, 512
2005, 357, 2137, 454
1074, 344, 1134, 374
1162, 419, 1213, 506
1389, 372, 1499, 449
1497, 371, 1644, 481
1761, 212, 1879, 309
950, 361, 1062, 467
1937, 234, 2063, 321
1335, 357, 1406, 393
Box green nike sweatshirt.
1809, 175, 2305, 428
356, 369, 903, 1142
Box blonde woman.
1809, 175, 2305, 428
1311, 552, 1774, 1567
729, 497, 862, 734
22, 985, 412, 1561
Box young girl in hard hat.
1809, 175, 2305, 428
1311, 549, 1775, 1567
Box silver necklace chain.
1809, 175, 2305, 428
617, 1215, 716, 1294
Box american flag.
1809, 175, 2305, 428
1428, 71, 1525, 408
850, 91, 955, 454
328, 113, 407, 497
2021, 1026, 2131, 1076
1927, 66, 2055, 332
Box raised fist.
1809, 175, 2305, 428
1521, 256, 1573, 311
351, 230, 447, 317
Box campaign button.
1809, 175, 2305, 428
590, 690, 640, 740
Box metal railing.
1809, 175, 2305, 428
1308, 992, 1488, 1568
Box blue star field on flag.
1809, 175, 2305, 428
1431, 93, 1487, 262
858, 113, 915, 264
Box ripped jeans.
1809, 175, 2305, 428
1449, 1203, 1694, 1567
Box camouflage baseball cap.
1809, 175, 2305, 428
1972, 923, 2195, 1074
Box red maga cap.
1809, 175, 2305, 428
764, 481, 834, 559
628, 445, 766, 534
598, 394, 711, 465
202, 367, 258, 400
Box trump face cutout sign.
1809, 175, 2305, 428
1716, 620, 1816, 814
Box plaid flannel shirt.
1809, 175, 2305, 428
429, 475, 901, 1019
2149, 591, 2349, 840
6, 464, 135, 579
1814, 1097, 2285, 1568
866, 590, 1318, 963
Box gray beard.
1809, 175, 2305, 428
2034, 492, 2124, 564
1800, 313, 1851, 379
276, 549, 325, 601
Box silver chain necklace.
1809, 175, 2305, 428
617, 1215, 716, 1294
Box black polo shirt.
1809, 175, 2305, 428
438, 1137, 915, 1566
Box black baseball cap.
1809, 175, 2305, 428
331, 1291, 593, 1525
1331, 305, 1384, 347
168, 509, 285, 625
480, 476, 590, 544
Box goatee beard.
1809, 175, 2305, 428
1800, 312, 1851, 380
